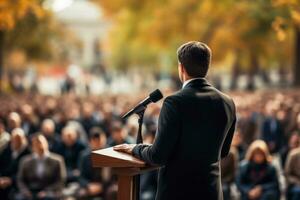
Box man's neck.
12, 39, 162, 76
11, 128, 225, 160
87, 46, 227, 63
182, 77, 203, 88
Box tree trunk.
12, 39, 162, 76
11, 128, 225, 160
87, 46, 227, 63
230, 56, 241, 90
0, 30, 4, 93
246, 53, 260, 91
294, 27, 300, 87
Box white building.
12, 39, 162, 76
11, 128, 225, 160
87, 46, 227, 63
50, 0, 110, 67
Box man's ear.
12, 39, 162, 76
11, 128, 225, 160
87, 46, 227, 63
178, 63, 184, 74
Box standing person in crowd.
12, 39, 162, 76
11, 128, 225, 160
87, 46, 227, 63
236, 140, 280, 200
0, 128, 30, 200
55, 126, 86, 183
40, 119, 60, 153
17, 133, 66, 200
78, 127, 107, 199
285, 143, 300, 200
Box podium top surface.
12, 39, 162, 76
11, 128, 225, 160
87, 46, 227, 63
91, 147, 146, 168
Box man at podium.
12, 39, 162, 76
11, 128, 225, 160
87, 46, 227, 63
114, 41, 236, 200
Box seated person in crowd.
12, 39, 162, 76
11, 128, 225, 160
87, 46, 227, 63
221, 145, 239, 200
236, 140, 280, 200
280, 131, 300, 168
140, 131, 158, 200
107, 122, 134, 147
0, 119, 10, 154
7, 112, 22, 133
79, 102, 100, 136
0, 128, 30, 200
78, 127, 107, 199
20, 104, 39, 136
285, 144, 300, 200
17, 133, 66, 200
54, 126, 86, 182
40, 119, 60, 153
261, 104, 284, 153
231, 128, 246, 161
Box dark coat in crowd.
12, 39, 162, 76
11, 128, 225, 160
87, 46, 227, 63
262, 117, 284, 153
78, 149, 103, 187
17, 153, 66, 198
133, 78, 236, 200
54, 140, 86, 171
44, 134, 61, 153
0, 145, 30, 186
0, 145, 30, 199
236, 161, 280, 200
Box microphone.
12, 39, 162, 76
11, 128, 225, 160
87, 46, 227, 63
122, 89, 163, 119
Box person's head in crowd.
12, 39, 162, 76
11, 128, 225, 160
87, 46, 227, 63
288, 131, 300, 150
245, 140, 271, 164
67, 105, 81, 121
10, 128, 28, 152
89, 127, 106, 150
62, 126, 78, 147
82, 102, 94, 119
7, 112, 22, 131
265, 101, 278, 118
41, 119, 56, 138
126, 116, 139, 138
111, 121, 126, 144
31, 133, 49, 157
176, 41, 211, 82
20, 104, 34, 121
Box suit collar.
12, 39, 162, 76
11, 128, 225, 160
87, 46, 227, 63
183, 78, 211, 89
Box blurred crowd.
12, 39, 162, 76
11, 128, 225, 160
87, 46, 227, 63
0, 89, 300, 200
0, 92, 161, 200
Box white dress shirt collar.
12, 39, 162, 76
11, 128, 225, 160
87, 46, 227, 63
182, 78, 203, 89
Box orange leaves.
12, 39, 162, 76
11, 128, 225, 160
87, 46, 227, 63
272, 17, 287, 41
0, 0, 45, 30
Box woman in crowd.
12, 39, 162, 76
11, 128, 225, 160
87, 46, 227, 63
236, 140, 280, 200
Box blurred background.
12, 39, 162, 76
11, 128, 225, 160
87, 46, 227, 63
0, 0, 300, 200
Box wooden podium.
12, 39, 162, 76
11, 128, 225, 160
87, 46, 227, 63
91, 147, 159, 200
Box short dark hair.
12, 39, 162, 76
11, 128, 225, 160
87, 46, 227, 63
177, 41, 211, 78
89, 127, 105, 140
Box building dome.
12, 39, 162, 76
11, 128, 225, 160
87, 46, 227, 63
56, 0, 103, 24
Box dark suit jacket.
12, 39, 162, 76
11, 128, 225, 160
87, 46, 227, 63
0, 145, 30, 189
17, 153, 66, 194
78, 149, 103, 187
132, 78, 236, 200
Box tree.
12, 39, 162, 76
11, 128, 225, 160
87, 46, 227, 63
272, 0, 300, 86
0, 0, 45, 91
96, 0, 299, 86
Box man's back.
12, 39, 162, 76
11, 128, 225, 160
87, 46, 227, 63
115, 41, 237, 200
133, 78, 236, 200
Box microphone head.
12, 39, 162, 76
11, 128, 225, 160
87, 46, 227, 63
149, 89, 163, 103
